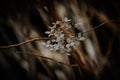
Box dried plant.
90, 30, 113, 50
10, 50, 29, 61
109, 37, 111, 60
0, 0, 119, 80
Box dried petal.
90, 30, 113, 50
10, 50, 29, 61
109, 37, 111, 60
45, 31, 50, 34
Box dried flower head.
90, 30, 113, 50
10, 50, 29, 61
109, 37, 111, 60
44, 17, 85, 55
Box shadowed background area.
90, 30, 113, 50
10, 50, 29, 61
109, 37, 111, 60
0, 0, 120, 80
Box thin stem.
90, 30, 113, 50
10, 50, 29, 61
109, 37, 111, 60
0, 37, 50, 48
28, 53, 73, 66
0, 21, 112, 49
82, 21, 111, 34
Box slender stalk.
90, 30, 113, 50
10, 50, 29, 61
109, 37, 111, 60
0, 37, 50, 48
28, 53, 74, 66
82, 21, 111, 34
0, 21, 111, 49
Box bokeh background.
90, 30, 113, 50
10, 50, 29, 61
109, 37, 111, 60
0, 0, 120, 80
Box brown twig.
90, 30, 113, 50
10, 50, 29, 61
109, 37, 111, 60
28, 53, 73, 66
82, 21, 111, 34
0, 21, 112, 49
0, 37, 50, 48
16, 51, 78, 67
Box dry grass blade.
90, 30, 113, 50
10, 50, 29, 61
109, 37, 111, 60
0, 21, 111, 49
0, 37, 50, 48
82, 21, 111, 34
28, 53, 73, 66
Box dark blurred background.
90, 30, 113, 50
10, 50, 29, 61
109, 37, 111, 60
0, 0, 120, 80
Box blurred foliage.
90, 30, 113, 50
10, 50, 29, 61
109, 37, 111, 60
0, 0, 120, 80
